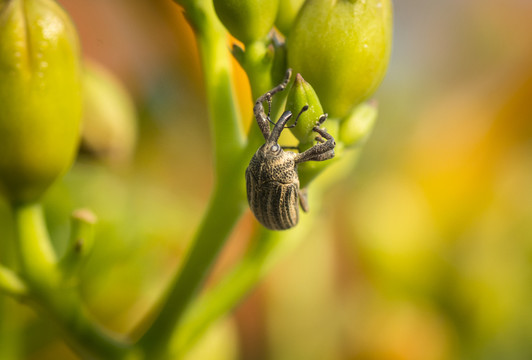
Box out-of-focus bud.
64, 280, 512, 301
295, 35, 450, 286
284, 73, 325, 145
59, 208, 97, 282
274, 0, 305, 36
339, 100, 378, 147
213, 0, 280, 44
81, 61, 137, 165
0, 0, 82, 204
287, 0, 392, 118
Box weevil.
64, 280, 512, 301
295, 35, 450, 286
245, 69, 336, 230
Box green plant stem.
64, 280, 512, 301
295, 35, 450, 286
242, 39, 273, 100
12, 203, 133, 359
155, 7, 299, 355
175, 0, 245, 175
137, 0, 247, 356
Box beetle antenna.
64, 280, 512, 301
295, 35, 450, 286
285, 105, 308, 129
253, 69, 292, 140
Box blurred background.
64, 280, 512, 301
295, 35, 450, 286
1, 0, 532, 359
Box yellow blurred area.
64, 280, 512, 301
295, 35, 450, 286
1, 0, 532, 359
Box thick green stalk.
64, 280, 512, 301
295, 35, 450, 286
137, 0, 246, 356
179, 0, 245, 174
158, 5, 313, 354
241, 39, 273, 101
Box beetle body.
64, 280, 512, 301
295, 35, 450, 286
246, 69, 336, 230
246, 145, 299, 230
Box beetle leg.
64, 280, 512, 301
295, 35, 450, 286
294, 126, 335, 163
308, 149, 335, 162
298, 188, 309, 212
253, 69, 292, 140
313, 126, 334, 141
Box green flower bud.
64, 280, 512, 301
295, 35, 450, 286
274, 0, 305, 36
213, 0, 280, 44
287, 0, 392, 118
0, 0, 82, 204
285, 73, 324, 145
339, 100, 378, 147
81, 61, 137, 165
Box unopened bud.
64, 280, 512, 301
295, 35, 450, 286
0, 0, 82, 204
287, 0, 392, 118
81, 61, 137, 165
284, 73, 325, 145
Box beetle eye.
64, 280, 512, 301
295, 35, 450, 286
270, 144, 280, 152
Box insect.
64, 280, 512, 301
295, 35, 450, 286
245, 69, 336, 230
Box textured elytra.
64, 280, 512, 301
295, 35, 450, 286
246, 69, 336, 231
246, 146, 299, 230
